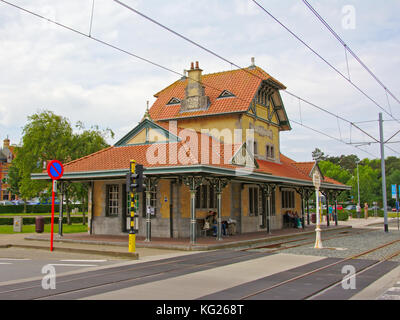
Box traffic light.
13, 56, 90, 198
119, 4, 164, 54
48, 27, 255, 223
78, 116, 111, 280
134, 164, 144, 192
126, 161, 145, 193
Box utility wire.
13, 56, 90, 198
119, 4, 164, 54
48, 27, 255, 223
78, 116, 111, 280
0, 0, 395, 157
290, 119, 378, 158
112, 0, 400, 154
302, 0, 400, 107
252, 0, 399, 124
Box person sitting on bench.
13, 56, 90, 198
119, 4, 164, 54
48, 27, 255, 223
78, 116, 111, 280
207, 211, 226, 236
287, 211, 301, 228
288, 211, 302, 229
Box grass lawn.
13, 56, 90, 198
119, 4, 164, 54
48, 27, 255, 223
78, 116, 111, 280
0, 224, 88, 234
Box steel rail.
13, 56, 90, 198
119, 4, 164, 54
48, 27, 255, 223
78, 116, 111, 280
0, 249, 266, 299
239, 238, 400, 300
305, 246, 400, 300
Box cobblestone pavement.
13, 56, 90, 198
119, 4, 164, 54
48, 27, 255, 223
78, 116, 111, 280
247, 228, 400, 261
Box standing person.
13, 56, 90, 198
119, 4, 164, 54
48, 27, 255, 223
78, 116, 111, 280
364, 202, 369, 219
356, 203, 361, 218
328, 205, 333, 221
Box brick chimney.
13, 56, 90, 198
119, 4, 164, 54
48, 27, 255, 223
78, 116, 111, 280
180, 61, 209, 112
3, 138, 10, 149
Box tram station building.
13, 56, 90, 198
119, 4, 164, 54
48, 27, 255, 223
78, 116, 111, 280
32, 61, 350, 240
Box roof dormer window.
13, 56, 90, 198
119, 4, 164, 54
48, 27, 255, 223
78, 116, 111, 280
217, 90, 235, 99
166, 97, 181, 105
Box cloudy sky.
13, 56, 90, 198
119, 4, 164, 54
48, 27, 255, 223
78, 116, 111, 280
0, 0, 399, 162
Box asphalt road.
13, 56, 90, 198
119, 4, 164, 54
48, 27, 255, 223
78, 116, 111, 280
0, 254, 127, 284
0, 248, 398, 301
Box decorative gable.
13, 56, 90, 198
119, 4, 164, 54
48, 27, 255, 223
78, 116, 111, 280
248, 82, 290, 130
115, 119, 180, 147
230, 142, 259, 168
309, 162, 325, 180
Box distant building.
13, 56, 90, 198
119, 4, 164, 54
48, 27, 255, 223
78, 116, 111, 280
32, 61, 350, 239
0, 138, 15, 201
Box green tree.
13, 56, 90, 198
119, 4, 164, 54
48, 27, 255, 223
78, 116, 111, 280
348, 165, 381, 206
62, 122, 113, 225
319, 161, 352, 184
319, 160, 352, 202
11, 111, 73, 211
11, 110, 112, 216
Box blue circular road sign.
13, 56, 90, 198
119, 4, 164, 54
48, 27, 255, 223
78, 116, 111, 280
47, 160, 64, 180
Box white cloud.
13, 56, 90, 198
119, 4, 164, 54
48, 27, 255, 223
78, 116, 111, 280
0, 0, 399, 161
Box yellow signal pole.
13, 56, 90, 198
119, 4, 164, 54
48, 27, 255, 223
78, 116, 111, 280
129, 160, 136, 253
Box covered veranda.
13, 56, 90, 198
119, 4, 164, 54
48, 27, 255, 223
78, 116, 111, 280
32, 163, 350, 245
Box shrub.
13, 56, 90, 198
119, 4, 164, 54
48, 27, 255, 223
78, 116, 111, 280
0, 216, 87, 226
337, 211, 349, 221
0, 204, 82, 214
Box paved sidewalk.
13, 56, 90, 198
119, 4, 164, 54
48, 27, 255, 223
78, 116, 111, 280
23, 223, 350, 251
341, 216, 400, 229
0, 233, 185, 260
3, 217, 382, 258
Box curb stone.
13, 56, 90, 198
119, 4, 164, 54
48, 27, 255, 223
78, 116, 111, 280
8, 243, 139, 259
23, 225, 352, 251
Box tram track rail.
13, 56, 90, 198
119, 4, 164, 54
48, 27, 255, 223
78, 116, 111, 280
0, 227, 361, 299
0, 228, 397, 300
305, 247, 400, 300
238, 238, 400, 300
0, 249, 269, 300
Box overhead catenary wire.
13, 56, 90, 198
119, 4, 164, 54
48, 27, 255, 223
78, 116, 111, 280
252, 0, 399, 124
112, 0, 400, 155
290, 119, 378, 158
302, 0, 400, 107
0, 0, 396, 157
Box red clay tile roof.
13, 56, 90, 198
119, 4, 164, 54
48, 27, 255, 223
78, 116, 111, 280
149, 66, 286, 121
63, 130, 242, 173
61, 119, 345, 186
256, 155, 310, 181
290, 161, 343, 186
62, 141, 345, 187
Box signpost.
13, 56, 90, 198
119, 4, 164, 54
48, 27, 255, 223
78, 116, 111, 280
312, 169, 323, 249
46, 160, 64, 252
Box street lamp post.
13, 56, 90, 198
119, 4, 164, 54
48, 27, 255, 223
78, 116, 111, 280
313, 170, 323, 249
356, 161, 360, 208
